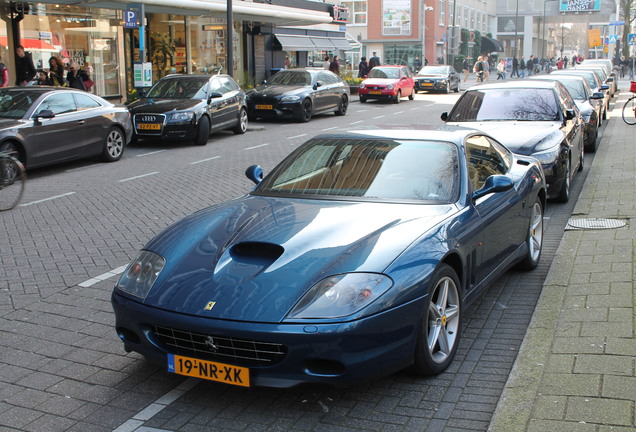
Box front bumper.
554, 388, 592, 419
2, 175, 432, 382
112, 291, 422, 388
415, 80, 447, 91
358, 88, 398, 100
249, 101, 302, 120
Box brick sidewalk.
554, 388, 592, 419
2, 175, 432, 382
489, 79, 636, 431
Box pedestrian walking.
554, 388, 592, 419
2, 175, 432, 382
48, 56, 66, 87
413, 56, 422, 72
329, 55, 340, 75
369, 52, 381, 68
496, 59, 506, 80
462, 57, 471, 81
15, 44, 36, 86
526, 56, 534, 76
482, 55, 490, 81
520, 57, 526, 78
323, 56, 330, 70
358, 56, 370, 78
66, 61, 89, 90
473, 56, 484, 82
511, 57, 519, 78
0, 59, 8, 88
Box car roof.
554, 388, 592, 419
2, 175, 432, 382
529, 75, 586, 83
465, 80, 558, 91
161, 74, 230, 80
372, 65, 407, 69
313, 125, 492, 146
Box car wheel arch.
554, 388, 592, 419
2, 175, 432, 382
439, 252, 464, 295
0, 139, 27, 166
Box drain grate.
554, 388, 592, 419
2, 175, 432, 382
566, 217, 628, 231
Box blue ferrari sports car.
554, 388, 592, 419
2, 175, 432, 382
112, 127, 546, 388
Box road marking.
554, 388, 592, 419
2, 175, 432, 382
355, 109, 368, 112
190, 156, 221, 165
19, 192, 76, 207
409, 107, 420, 110
137, 150, 167, 157
65, 164, 99, 173
112, 378, 199, 432
245, 143, 270, 150
394, 111, 405, 115
287, 134, 307, 140
351, 120, 364, 124
373, 115, 385, 119
118, 172, 160, 183
321, 127, 338, 131
79, 265, 128, 287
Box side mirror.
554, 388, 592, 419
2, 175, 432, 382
34, 109, 55, 122
600, 85, 609, 91
564, 109, 576, 121
590, 92, 604, 100
207, 91, 223, 103
137, 90, 146, 98
440, 112, 448, 121
313, 81, 323, 90
473, 175, 514, 200
606, 77, 614, 82
245, 165, 264, 185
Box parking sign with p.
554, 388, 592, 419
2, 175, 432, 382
124, 10, 139, 28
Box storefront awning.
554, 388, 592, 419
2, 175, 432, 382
0, 37, 58, 52
274, 34, 352, 52
481, 36, 504, 53
32, 0, 333, 25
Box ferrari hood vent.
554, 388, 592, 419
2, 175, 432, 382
229, 242, 284, 266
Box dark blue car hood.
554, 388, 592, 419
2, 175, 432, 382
249, 85, 308, 98
128, 98, 204, 113
140, 195, 455, 323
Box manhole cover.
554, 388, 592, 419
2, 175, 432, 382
566, 217, 627, 230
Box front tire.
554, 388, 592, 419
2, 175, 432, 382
393, 90, 401, 104
516, 198, 543, 270
444, 82, 450, 94
102, 127, 124, 162
233, 108, 248, 134
360, 95, 367, 103
412, 264, 461, 376
297, 99, 313, 122
195, 116, 210, 146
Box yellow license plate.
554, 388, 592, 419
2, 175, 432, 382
421, 83, 433, 87
138, 123, 161, 130
256, 104, 273, 110
370, 90, 382, 95
168, 354, 250, 387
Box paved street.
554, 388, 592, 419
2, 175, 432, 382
0, 86, 615, 432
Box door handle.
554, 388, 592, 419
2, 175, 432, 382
77, 120, 85, 125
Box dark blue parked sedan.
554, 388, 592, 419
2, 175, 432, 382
112, 127, 545, 388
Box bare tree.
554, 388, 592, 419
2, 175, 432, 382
621, 0, 636, 58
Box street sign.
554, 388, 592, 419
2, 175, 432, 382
609, 34, 618, 44
588, 29, 602, 47
124, 9, 139, 28
609, 20, 625, 26
629, 34, 636, 46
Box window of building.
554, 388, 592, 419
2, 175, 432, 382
440, 0, 446, 26
341, 1, 367, 25
17, 5, 122, 97
464, 6, 469, 28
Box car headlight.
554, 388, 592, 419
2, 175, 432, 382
438, 80, 447, 84
169, 112, 194, 122
359, 83, 366, 89
280, 95, 301, 103
387, 84, 394, 90
115, 251, 166, 299
532, 145, 560, 165
287, 273, 393, 319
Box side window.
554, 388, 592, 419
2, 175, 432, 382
36, 93, 76, 116
73, 93, 102, 111
465, 135, 510, 191
318, 72, 336, 84
217, 77, 238, 93
208, 78, 223, 93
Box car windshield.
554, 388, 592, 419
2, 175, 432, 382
559, 72, 597, 89
368, 68, 400, 79
418, 66, 447, 75
448, 88, 560, 121
146, 78, 209, 99
255, 137, 459, 202
0, 89, 41, 119
267, 71, 312, 86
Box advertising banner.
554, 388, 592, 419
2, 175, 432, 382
560, 0, 601, 13
382, 0, 412, 36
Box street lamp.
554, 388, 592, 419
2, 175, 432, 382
541, 0, 558, 60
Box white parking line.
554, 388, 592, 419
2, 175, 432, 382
394, 111, 405, 115
112, 378, 199, 432
245, 143, 270, 150
351, 120, 364, 124
373, 115, 385, 119
118, 172, 160, 183
137, 150, 167, 157
65, 164, 99, 173
409, 107, 420, 110
78, 265, 128, 287
321, 127, 338, 131
355, 109, 368, 112
190, 156, 221, 165
287, 134, 307, 140
19, 192, 76, 207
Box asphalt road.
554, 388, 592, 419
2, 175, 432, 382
0, 90, 599, 432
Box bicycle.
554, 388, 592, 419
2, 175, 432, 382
622, 81, 636, 125
0, 150, 26, 211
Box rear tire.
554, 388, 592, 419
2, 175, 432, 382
335, 95, 348, 116
555, 156, 570, 203
102, 127, 124, 162
621, 96, 636, 125
195, 116, 210, 146
233, 108, 248, 134
0, 155, 25, 211
408, 89, 414, 100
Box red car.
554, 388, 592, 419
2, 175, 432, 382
359, 65, 415, 104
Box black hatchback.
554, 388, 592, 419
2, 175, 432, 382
129, 74, 248, 146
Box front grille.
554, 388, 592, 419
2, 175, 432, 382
151, 325, 287, 367
366, 85, 386, 90
134, 113, 166, 135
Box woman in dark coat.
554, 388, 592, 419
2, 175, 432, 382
66, 61, 89, 90
358, 56, 369, 78
48, 56, 66, 86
